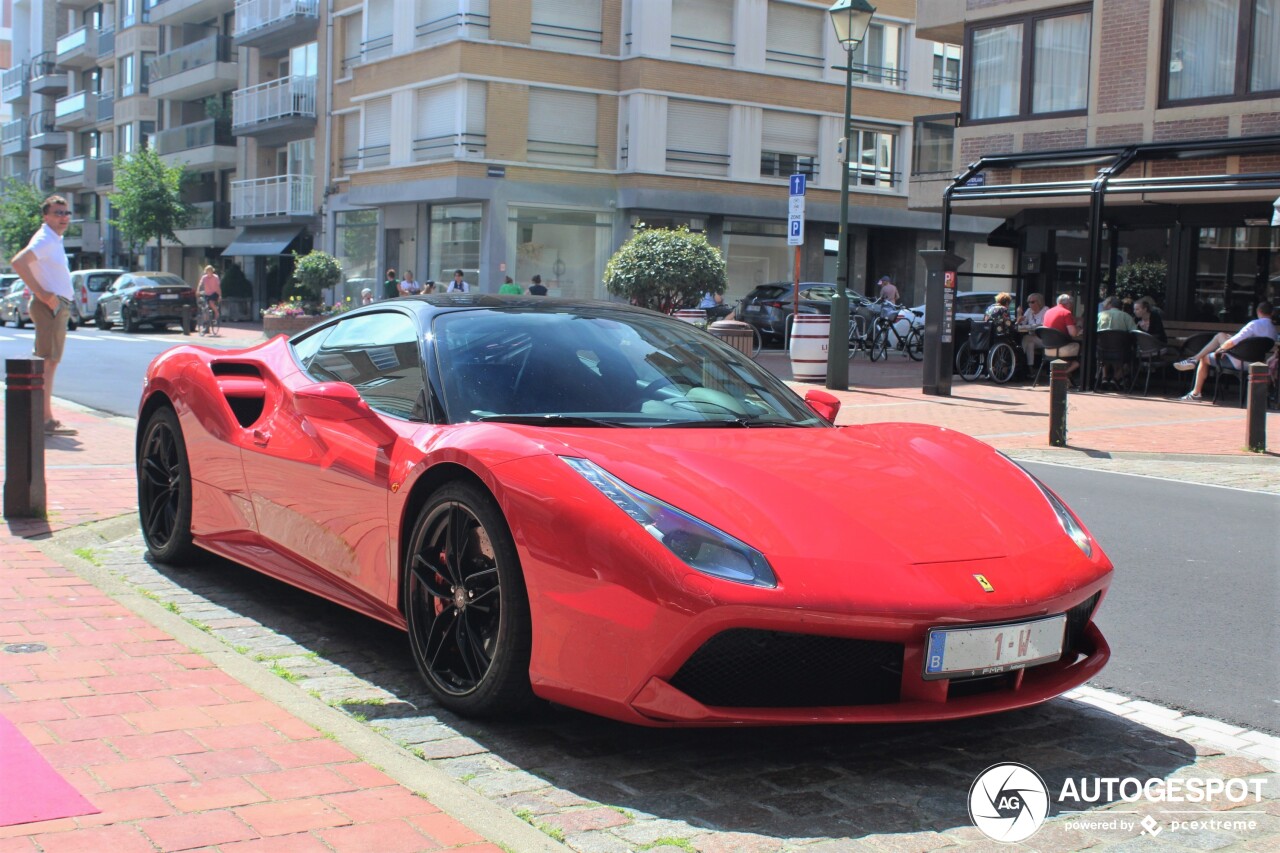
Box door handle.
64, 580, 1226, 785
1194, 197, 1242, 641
252, 429, 270, 447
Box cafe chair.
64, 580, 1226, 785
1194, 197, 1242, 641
1094, 330, 1135, 392
1210, 336, 1277, 407
1130, 330, 1178, 396
1031, 327, 1079, 388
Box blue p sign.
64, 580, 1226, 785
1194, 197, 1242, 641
790, 174, 806, 196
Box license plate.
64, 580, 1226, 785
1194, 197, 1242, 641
745, 305, 760, 313
160, 293, 179, 300
923, 615, 1066, 680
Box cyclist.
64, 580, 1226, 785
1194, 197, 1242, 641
197, 264, 221, 336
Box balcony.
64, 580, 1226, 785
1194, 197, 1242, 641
175, 201, 235, 246
54, 91, 100, 130
64, 221, 103, 253
56, 26, 97, 70
98, 28, 116, 60
29, 112, 68, 150
150, 0, 235, 27
231, 173, 314, 220
1, 120, 27, 158
97, 94, 115, 126
155, 119, 236, 171
1, 64, 28, 105
914, 0, 964, 44
233, 0, 319, 56
232, 76, 316, 146
59, 0, 99, 9
53, 157, 112, 191
29, 58, 69, 97
149, 36, 238, 101
30, 168, 55, 194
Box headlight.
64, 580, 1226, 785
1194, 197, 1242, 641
560, 456, 777, 588
1000, 454, 1093, 558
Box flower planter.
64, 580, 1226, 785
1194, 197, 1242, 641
262, 314, 327, 337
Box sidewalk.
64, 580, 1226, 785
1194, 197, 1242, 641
1, 342, 1276, 852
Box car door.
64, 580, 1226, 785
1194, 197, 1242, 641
241, 311, 426, 605
84, 272, 119, 318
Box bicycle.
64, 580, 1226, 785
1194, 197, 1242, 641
847, 294, 879, 358
955, 321, 1018, 383
198, 295, 220, 337
869, 301, 923, 362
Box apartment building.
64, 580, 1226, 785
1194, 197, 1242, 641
4, 1, 1000, 310
914, 0, 1280, 326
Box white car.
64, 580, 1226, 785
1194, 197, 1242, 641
73, 269, 125, 325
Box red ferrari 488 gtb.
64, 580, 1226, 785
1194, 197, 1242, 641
136, 296, 1111, 726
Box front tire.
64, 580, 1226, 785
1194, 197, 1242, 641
137, 407, 200, 565
404, 481, 534, 718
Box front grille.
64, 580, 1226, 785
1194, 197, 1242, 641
668, 629, 903, 708
1062, 592, 1100, 659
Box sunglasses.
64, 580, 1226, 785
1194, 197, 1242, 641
48, 210, 73, 217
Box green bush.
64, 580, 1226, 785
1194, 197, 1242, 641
290, 250, 343, 302
603, 226, 726, 312
1115, 258, 1167, 304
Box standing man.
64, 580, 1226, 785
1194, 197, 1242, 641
10, 195, 77, 436
447, 269, 471, 293
876, 276, 899, 304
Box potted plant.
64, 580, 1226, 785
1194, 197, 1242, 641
603, 226, 726, 313
262, 250, 344, 335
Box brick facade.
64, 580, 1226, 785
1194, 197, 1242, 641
1018, 166, 1089, 184
1097, 0, 1150, 113
1153, 117, 1230, 143
960, 134, 1015, 164
1096, 124, 1146, 145
1241, 113, 1280, 137
1023, 129, 1087, 152
1148, 157, 1227, 178
1238, 154, 1280, 174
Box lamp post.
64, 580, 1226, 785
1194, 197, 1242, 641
826, 0, 876, 391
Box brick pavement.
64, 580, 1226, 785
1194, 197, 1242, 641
1, 336, 1277, 852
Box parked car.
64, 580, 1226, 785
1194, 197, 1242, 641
0, 274, 86, 330
136, 295, 1112, 726
739, 281, 838, 345
96, 272, 198, 333
907, 290, 1000, 331
73, 269, 125, 325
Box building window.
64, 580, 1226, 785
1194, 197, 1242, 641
666, 100, 730, 176
911, 113, 956, 175
429, 203, 482, 283
671, 0, 734, 66
119, 54, 135, 98
966, 8, 1090, 120
531, 0, 601, 54
416, 0, 490, 47
361, 96, 391, 168
527, 89, 598, 167
507, 206, 613, 300
765, 1, 825, 79
339, 113, 359, 175
364, 0, 393, 62
1165, 0, 1280, 103
850, 127, 897, 188
413, 81, 485, 161
335, 209, 379, 302
340, 12, 362, 75
933, 42, 962, 93
851, 22, 904, 88
760, 111, 818, 180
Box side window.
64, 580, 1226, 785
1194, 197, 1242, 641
87, 274, 114, 293
293, 312, 426, 420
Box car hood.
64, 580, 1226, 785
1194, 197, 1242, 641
518, 423, 1064, 567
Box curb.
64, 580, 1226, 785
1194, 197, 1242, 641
35, 515, 571, 853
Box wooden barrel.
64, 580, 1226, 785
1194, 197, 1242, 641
789, 315, 830, 382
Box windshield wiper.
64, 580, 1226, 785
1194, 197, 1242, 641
474, 414, 624, 427
655, 416, 808, 428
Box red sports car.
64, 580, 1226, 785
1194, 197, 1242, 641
136, 296, 1112, 726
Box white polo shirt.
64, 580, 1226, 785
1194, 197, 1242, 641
24, 223, 73, 300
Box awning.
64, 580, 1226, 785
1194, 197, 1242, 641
223, 226, 304, 257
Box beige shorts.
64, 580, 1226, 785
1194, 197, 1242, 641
31, 296, 70, 363
1043, 341, 1080, 358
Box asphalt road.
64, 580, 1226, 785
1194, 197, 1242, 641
1025, 461, 1280, 734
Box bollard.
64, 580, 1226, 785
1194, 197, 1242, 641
1246, 362, 1268, 453
3, 358, 46, 519
1048, 359, 1069, 448
181, 304, 193, 335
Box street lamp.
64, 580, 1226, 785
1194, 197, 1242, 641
826, 0, 876, 391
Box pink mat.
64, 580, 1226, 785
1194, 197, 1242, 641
0, 713, 99, 827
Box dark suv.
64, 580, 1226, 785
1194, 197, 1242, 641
739, 282, 838, 345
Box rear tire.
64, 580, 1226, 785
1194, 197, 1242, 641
989, 341, 1018, 384
137, 407, 200, 565
122, 309, 137, 334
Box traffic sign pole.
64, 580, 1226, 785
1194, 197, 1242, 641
788, 175, 806, 345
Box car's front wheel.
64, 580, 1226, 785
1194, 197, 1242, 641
404, 481, 534, 718
137, 406, 200, 565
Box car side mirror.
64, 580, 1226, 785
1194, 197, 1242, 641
804, 389, 841, 422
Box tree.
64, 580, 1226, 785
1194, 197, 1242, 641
603, 226, 726, 312
0, 178, 48, 262
109, 145, 192, 260
290, 250, 343, 303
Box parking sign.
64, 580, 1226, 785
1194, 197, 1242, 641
788, 174, 806, 245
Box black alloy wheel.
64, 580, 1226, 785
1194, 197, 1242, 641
137, 407, 199, 564
122, 305, 138, 333
404, 481, 534, 717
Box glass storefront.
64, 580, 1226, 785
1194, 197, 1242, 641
507, 205, 612, 299
1190, 227, 1280, 323
430, 203, 482, 284
335, 209, 378, 305
722, 219, 792, 301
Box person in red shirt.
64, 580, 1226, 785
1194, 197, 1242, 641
1040, 294, 1082, 383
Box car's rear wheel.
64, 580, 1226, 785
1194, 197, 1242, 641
137, 407, 200, 565
97, 306, 112, 330
404, 481, 534, 718
122, 308, 137, 333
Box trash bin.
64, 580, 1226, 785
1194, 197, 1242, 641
674, 309, 707, 327
708, 320, 755, 357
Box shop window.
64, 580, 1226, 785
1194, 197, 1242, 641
1164, 0, 1280, 103
508, 206, 612, 300
723, 219, 792, 301
966, 7, 1090, 121
430, 203, 482, 283
335, 209, 379, 304
1189, 227, 1279, 323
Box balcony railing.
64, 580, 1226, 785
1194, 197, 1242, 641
411, 132, 486, 162
98, 28, 116, 57
29, 110, 58, 136
852, 63, 906, 88
232, 76, 316, 128
527, 139, 597, 167
55, 91, 91, 119
56, 26, 91, 57
665, 148, 731, 176
233, 0, 318, 38
149, 35, 234, 83
1, 64, 27, 101
231, 173, 313, 218
97, 94, 115, 123
1, 120, 24, 146
30, 168, 55, 194
154, 118, 234, 155
415, 11, 490, 47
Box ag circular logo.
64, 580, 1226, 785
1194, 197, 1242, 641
968, 762, 1050, 842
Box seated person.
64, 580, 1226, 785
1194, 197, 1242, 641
1133, 296, 1166, 341
983, 292, 1016, 338
1176, 301, 1278, 401
1097, 296, 1136, 332
1020, 292, 1048, 364
1041, 294, 1083, 383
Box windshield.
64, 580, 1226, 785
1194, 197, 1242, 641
433, 307, 825, 427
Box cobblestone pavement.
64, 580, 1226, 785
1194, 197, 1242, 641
1001, 449, 1280, 494
55, 511, 1276, 853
